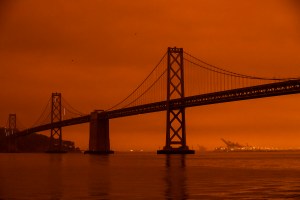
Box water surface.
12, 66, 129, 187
1, 152, 300, 199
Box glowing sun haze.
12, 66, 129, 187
1, 0, 300, 151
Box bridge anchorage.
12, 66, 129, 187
157, 47, 195, 154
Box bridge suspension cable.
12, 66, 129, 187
30, 97, 52, 128
183, 51, 299, 97
16, 119, 27, 131
107, 52, 168, 111
22, 95, 86, 130
184, 51, 297, 81
61, 97, 86, 119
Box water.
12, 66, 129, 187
1, 152, 300, 199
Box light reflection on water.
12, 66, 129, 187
0, 152, 300, 199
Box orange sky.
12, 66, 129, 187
1, 0, 300, 151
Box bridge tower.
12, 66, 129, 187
85, 111, 114, 154
7, 114, 18, 152
8, 114, 17, 134
157, 47, 195, 154
47, 92, 64, 153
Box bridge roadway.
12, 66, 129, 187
18, 79, 300, 136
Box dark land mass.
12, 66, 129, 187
0, 127, 81, 153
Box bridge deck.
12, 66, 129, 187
18, 115, 90, 136
107, 79, 300, 118
17, 79, 300, 135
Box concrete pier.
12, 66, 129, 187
84, 111, 114, 154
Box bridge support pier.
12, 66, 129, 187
157, 47, 195, 154
84, 111, 114, 154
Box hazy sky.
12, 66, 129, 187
1, 0, 300, 151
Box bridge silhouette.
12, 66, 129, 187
4, 47, 300, 154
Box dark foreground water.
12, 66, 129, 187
1, 152, 300, 199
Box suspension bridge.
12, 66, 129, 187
3, 47, 300, 154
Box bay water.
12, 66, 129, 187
1, 152, 300, 199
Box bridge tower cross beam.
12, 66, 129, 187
48, 92, 63, 153
158, 47, 194, 154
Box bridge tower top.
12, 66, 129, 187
51, 93, 62, 123
167, 47, 184, 100
9, 114, 17, 131
6, 114, 17, 136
